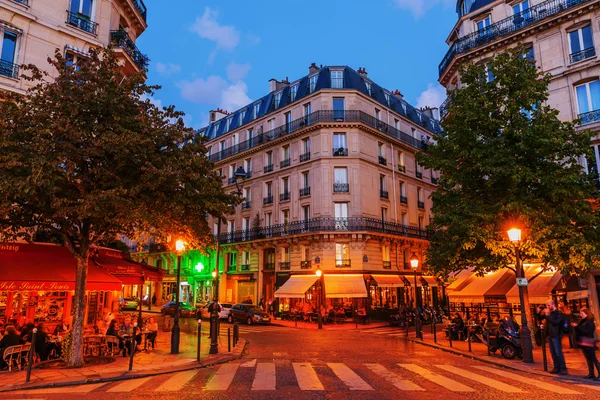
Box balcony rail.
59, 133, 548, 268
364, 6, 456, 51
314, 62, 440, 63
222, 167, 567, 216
131, 0, 148, 22
431, 177, 438, 185
264, 263, 275, 271
300, 152, 311, 162
398, 165, 406, 173
241, 264, 251, 271
264, 164, 273, 173
227, 177, 236, 184
280, 192, 291, 202
263, 196, 273, 205
579, 109, 600, 125
335, 259, 351, 268
66, 11, 98, 35
208, 110, 429, 163
280, 158, 291, 168
12, 0, 28, 5
0, 60, 19, 79
228, 265, 236, 272
246, 171, 252, 179
300, 187, 311, 197
418, 201, 425, 209
110, 30, 149, 70
378, 156, 387, 165
241, 201, 251, 210
439, 97, 451, 120
333, 147, 348, 156
333, 183, 349, 193
280, 262, 291, 270
215, 217, 430, 245
400, 196, 408, 204
416, 171, 422, 179
300, 260, 312, 269
438, 0, 591, 77
383, 261, 392, 269
380, 190, 389, 199
570, 47, 596, 64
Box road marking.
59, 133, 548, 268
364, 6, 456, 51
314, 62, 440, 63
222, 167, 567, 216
10, 383, 107, 394
473, 366, 581, 394
365, 363, 423, 391
240, 359, 257, 367
155, 370, 198, 392
435, 365, 523, 393
327, 363, 373, 390
293, 362, 324, 390
399, 364, 475, 392
205, 362, 240, 390
107, 377, 153, 392
370, 328, 402, 335
252, 362, 276, 390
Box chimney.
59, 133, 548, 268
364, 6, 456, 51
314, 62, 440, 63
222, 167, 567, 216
392, 89, 403, 102
420, 106, 440, 121
269, 78, 279, 93
281, 77, 290, 85
358, 67, 368, 79
308, 62, 320, 75
209, 108, 229, 123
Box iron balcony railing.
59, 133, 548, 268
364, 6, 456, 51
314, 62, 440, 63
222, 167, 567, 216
383, 261, 392, 269
416, 171, 423, 179
12, 0, 28, 5
280, 158, 291, 168
300, 261, 312, 269
400, 196, 408, 204
418, 201, 425, 209
227, 177, 236, 184
263, 196, 273, 205
280, 192, 291, 202
241, 201, 251, 210
439, 0, 592, 77
333, 183, 349, 193
300, 187, 311, 197
0, 60, 19, 79
131, 0, 148, 22
439, 97, 451, 119
280, 262, 291, 270
570, 47, 596, 64
246, 171, 252, 179
264, 164, 273, 173
431, 177, 439, 185
579, 109, 600, 125
66, 11, 98, 35
215, 217, 429, 245
264, 263, 275, 271
228, 265, 236, 272
110, 30, 149, 70
241, 264, 251, 271
336, 259, 351, 268
380, 190, 389, 199
333, 147, 348, 156
398, 165, 406, 173
378, 156, 387, 165
300, 152, 311, 162
208, 110, 429, 163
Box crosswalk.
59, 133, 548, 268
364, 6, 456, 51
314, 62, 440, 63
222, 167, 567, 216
9, 360, 600, 396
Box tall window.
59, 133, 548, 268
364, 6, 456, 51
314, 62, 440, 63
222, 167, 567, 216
265, 212, 272, 227
333, 97, 345, 120
401, 213, 408, 226
335, 243, 349, 264
587, 145, 600, 191
375, 108, 381, 120
227, 220, 235, 233
418, 216, 424, 230
331, 70, 343, 88
400, 181, 406, 197
268, 118, 275, 131
243, 188, 251, 202
378, 143, 384, 157
302, 138, 310, 154
403, 249, 409, 269
365, 81, 372, 96
232, 133, 239, 147
70, 0, 94, 17
382, 245, 390, 262
242, 251, 250, 266
285, 112, 292, 133
381, 207, 388, 221
229, 164, 236, 179
309, 74, 318, 93
384, 92, 390, 105
266, 151, 273, 166
253, 102, 261, 119
282, 246, 290, 262
302, 205, 310, 221
569, 25, 594, 62
244, 158, 252, 175
281, 177, 289, 194
240, 109, 246, 125
334, 167, 348, 184
417, 187, 423, 202
304, 103, 312, 124
226, 117, 233, 131
1, 31, 18, 77
248, 128, 254, 145
291, 84, 298, 101
243, 217, 250, 234
476, 16, 491, 35
274, 92, 282, 109
334, 203, 348, 218
576, 80, 600, 115
302, 171, 310, 188
265, 182, 272, 197
379, 175, 386, 190
333, 133, 347, 150
228, 252, 237, 268
398, 151, 405, 168
394, 119, 399, 130
282, 145, 290, 162
219, 140, 225, 152
281, 210, 290, 234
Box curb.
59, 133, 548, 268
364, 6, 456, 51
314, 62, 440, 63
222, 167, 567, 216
0, 339, 248, 393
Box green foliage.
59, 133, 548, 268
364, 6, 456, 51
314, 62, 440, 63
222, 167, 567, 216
420, 47, 600, 277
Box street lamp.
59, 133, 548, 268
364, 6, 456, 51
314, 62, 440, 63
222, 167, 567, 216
508, 228, 534, 364
171, 239, 185, 354
210, 262, 220, 355
409, 252, 422, 339
315, 266, 323, 329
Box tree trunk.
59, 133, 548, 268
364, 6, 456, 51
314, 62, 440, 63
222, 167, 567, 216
68, 254, 89, 367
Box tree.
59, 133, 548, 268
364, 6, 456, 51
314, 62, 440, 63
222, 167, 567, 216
0, 48, 236, 367
420, 47, 600, 336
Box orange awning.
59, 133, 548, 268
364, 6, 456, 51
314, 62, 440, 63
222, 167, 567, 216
506, 267, 563, 305
91, 247, 164, 285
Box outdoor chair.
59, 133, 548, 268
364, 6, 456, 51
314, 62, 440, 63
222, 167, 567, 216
83, 336, 105, 356
3, 344, 29, 372
105, 336, 120, 356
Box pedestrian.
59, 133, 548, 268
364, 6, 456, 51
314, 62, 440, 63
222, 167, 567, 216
152, 293, 157, 306
544, 300, 568, 375
259, 298, 265, 310
571, 308, 600, 380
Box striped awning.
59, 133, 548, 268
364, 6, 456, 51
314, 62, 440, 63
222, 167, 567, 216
65, 44, 90, 57
0, 21, 23, 34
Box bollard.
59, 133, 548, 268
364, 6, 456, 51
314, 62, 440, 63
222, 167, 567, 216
487, 332, 491, 356
433, 320, 437, 344
448, 328, 453, 348
228, 328, 231, 352
25, 328, 37, 383
355, 309, 358, 330
541, 326, 548, 372
129, 323, 137, 371
295, 313, 298, 328
197, 319, 202, 363
233, 323, 238, 347
467, 328, 472, 352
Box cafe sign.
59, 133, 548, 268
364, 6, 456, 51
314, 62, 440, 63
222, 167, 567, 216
0, 281, 72, 291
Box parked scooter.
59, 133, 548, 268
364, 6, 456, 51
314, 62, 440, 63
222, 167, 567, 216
482, 325, 523, 359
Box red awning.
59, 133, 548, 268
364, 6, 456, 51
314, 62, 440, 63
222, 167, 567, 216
91, 247, 164, 285
0, 242, 122, 291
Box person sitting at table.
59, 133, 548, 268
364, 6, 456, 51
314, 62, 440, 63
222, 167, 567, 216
146, 317, 159, 350
335, 307, 346, 322
466, 312, 480, 341
357, 307, 368, 324
19, 322, 35, 342
106, 320, 123, 356
451, 313, 465, 340
0, 325, 25, 370
34, 323, 52, 361
119, 316, 140, 356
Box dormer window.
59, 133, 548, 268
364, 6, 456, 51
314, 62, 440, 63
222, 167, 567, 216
384, 92, 390, 105
459, 0, 475, 17
291, 83, 298, 101
226, 116, 233, 131
309, 74, 318, 93
331, 70, 343, 89
240, 109, 246, 125
365, 81, 372, 96
274, 92, 282, 109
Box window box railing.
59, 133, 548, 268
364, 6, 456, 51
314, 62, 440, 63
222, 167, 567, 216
264, 263, 275, 271
110, 30, 149, 71
300, 260, 312, 269
570, 47, 596, 64
333, 183, 349, 193
241, 201, 251, 210
228, 265, 236, 272
438, 0, 592, 77
264, 164, 273, 173
0, 60, 19, 79
579, 109, 600, 125
383, 261, 392, 269
378, 156, 387, 165
416, 171, 422, 179
418, 201, 425, 209
300, 187, 311, 197
241, 264, 251, 271
335, 259, 351, 268
380, 190, 389, 199
333, 147, 348, 156
280, 158, 291, 168
227, 177, 236, 184
263, 196, 273, 205
66, 11, 98, 35
280, 192, 291, 202
246, 171, 252, 179
400, 196, 408, 204
300, 152, 311, 162
279, 262, 291, 270
431, 177, 438, 185
398, 165, 406, 173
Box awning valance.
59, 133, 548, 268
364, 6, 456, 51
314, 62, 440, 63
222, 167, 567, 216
449, 269, 515, 304
274, 275, 317, 298
446, 268, 475, 292
372, 274, 404, 287
324, 274, 367, 298
91, 247, 164, 284
419, 276, 438, 287
506, 268, 562, 305
567, 290, 588, 301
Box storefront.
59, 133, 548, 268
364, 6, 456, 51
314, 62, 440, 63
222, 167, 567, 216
448, 269, 515, 308
225, 274, 257, 304
369, 275, 403, 309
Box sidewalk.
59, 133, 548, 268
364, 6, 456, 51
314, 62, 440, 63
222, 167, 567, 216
0, 329, 246, 392
273, 318, 389, 330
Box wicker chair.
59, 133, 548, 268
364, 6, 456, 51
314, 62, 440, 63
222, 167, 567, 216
3, 344, 30, 372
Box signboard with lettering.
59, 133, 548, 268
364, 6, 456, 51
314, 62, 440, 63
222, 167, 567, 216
0, 281, 73, 291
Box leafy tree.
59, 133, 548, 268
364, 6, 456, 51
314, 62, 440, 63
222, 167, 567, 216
0, 48, 236, 367
420, 47, 600, 334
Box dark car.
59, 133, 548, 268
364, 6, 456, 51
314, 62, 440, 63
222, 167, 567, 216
228, 304, 271, 325
160, 302, 198, 318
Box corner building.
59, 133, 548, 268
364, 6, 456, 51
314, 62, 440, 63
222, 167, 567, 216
440, 0, 600, 318
203, 64, 443, 313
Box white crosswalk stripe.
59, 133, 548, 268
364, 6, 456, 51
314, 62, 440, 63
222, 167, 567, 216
473, 366, 582, 394
293, 362, 324, 390
155, 370, 198, 392
205, 362, 240, 390
365, 363, 424, 391
107, 376, 153, 392
252, 362, 276, 390
399, 363, 475, 392
435, 364, 523, 393
328, 362, 373, 390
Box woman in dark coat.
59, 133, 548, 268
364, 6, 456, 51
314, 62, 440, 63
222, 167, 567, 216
572, 308, 600, 380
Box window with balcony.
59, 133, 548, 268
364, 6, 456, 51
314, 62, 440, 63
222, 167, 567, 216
268, 118, 275, 131
253, 102, 261, 119
227, 220, 235, 233
576, 80, 600, 124
244, 158, 252, 178
333, 97, 345, 121
280, 177, 290, 201
417, 187, 424, 209
398, 151, 405, 172
281, 145, 291, 168
67, 0, 97, 34
333, 133, 347, 156
285, 111, 292, 133
400, 182, 407, 204
331, 70, 343, 89
401, 213, 408, 226
300, 138, 310, 161
334, 202, 348, 229
0, 30, 18, 79
380, 175, 388, 199
418, 216, 424, 230
300, 245, 311, 269
280, 247, 290, 270
248, 128, 254, 146
242, 188, 251, 210
281, 210, 290, 235
375, 108, 381, 121
378, 143, 386, 165
334, 168, 348, 192
569, 25, 595, 64
476, 16, 491, 36
335, 243, 350, 268
228, 164, 236, 184
264, 151, 273, 173
381, 207, 388, 222
241, 251, 250, 271
227, 252, 237, 271
513, 1, 530, 25
264, 182, 273, 205
309, 74, 318, 93
265, 213, 272, 237
300, 172, 310, 197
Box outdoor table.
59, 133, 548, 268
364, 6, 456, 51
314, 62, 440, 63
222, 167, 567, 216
83, 335, 106, 356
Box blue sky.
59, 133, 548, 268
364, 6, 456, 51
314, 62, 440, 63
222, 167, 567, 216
138, 0, 458, 129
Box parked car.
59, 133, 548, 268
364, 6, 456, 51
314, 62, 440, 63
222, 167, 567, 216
120, 297, 139, 311
160, 302, 198, 318
228, 304, 271, 325
199, 302, 233, 320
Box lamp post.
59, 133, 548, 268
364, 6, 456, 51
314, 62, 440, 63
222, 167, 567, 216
210, 244, 220, 355
508, 228, 534, 364
171, 240, 185, 354
316, 266, 323, 329
409, 253, 422, 339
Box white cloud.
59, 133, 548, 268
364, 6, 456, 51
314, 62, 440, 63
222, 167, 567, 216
220, 81, 252, 111
141, 94, 163, 109
176, 75, 252, 113
393, 0, 454, 19
156, 62, 181, 76
191, 7, 240, 51
416, 83, 446, 109
226, 62, 251, 82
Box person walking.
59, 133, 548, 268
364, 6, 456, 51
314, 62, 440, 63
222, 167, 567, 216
572, 308, 600, 380
545, 300, 568, 375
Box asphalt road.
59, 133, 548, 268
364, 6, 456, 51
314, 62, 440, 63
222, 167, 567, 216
3, 323, 600, 400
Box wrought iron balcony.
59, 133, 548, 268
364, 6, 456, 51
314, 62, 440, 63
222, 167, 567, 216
335, 259, 351, 268
280, 192, 291, 202
0, 60, 19, 79
418, 201, 425, 209
279, 262, 291, 270
66, 11, 98, 35
380, 190, 389, 199
241, 264, 251, 271
440, 97, 450, 120
110, 30, 149, 71
12, 0, 28, 5
570, 47, 596, 64
264, 164, 273, 173
300, 260, 312, 269
300, 152, 311, 162
438, 0, 591, 78
241, 201, 251, 210
131, 0, 148, 22
398, 165, 406, 173
228, 265, 236, 272
264, 263, 275, 271
208, 111, 430, 164
216, 217, 429, 245
227, 177, 236, 185
280, 158, 291, 168
333, 183, 349, 193
431, 177, 438, 185
416, 171, 422, 179
333, 147, 348, 156
263, 196, 273, 205
383, 261, 392, 269
378, 156, 387, 165
246, 171, 252, 179
400, 196, 408, 204
579, 109, 600, 125
300, 187, 311, 197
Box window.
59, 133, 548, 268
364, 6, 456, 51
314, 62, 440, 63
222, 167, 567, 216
285, 112, 292, 132
281, 177, 289, 194
68, 0, 97, 33
382, 245, 390, 262
227, 220, 235, 233
274, 92, 282, 109
266, 151, 273, 166
513, 1, 530, 21
384, 92, 390, 105
248, 128, 254, 145
302, 138, 310, 154
523, 46, 535, 62
309, 74, 318, 93
226, 117, 233, 131
268, 118, 275, 131
282, 145, 290, 162
459, 0, 475, 16
381, 208, 388, 222
219, 140, 225, 152
65, 52, 82, 71
302, 205, 310, 221
242, 251, 250, 265
398, 151, 405, 168
411, 127, 416, 139
365, 81, 372, 96
0, 30, 18, 78
232, 133, 239, 147
281, 210, 290, 234
334, 203, 348, 218
569, 25, 595, 63
335, 243, 349, 265
418, 216, 424, 230
243, 217, 250, 232
301, 245, 310, 261
291, 84, 298, 101
417, 187, 423, 202
70, 0, 94, 17
401, 213, 408, 226
282, 246, 290, 262
400, 182, 406, 196
586, 145, 600, 189
302, 171, 310, 188
228, 252, 237, 267
213, 223, 219, 235
265, 182, 272, 197
485, 64, 495, 82
229, 164, 236, 179
333, 97, 345, 120
265, 212, 272, 226
476, 16, 491, 35
304, 103, 312, 124
394, 119, 399, 130
379, 175, 386, 191
378, 143, 384, 157
334, 167, 348, 184
331, 70, 343, 89
244, 158, 252, 176
243, 187, 251, 202
403, 249, 409, 269
375, 108, 381, 120
333, 133, 347, 149
576, 80, 600, 115
240, 109, 246, 125
253, 102, 261, 119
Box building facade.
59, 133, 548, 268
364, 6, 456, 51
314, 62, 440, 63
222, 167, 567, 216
0, 0, 148, 93
439, 0, 600, 317
202, 64, 443, 312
